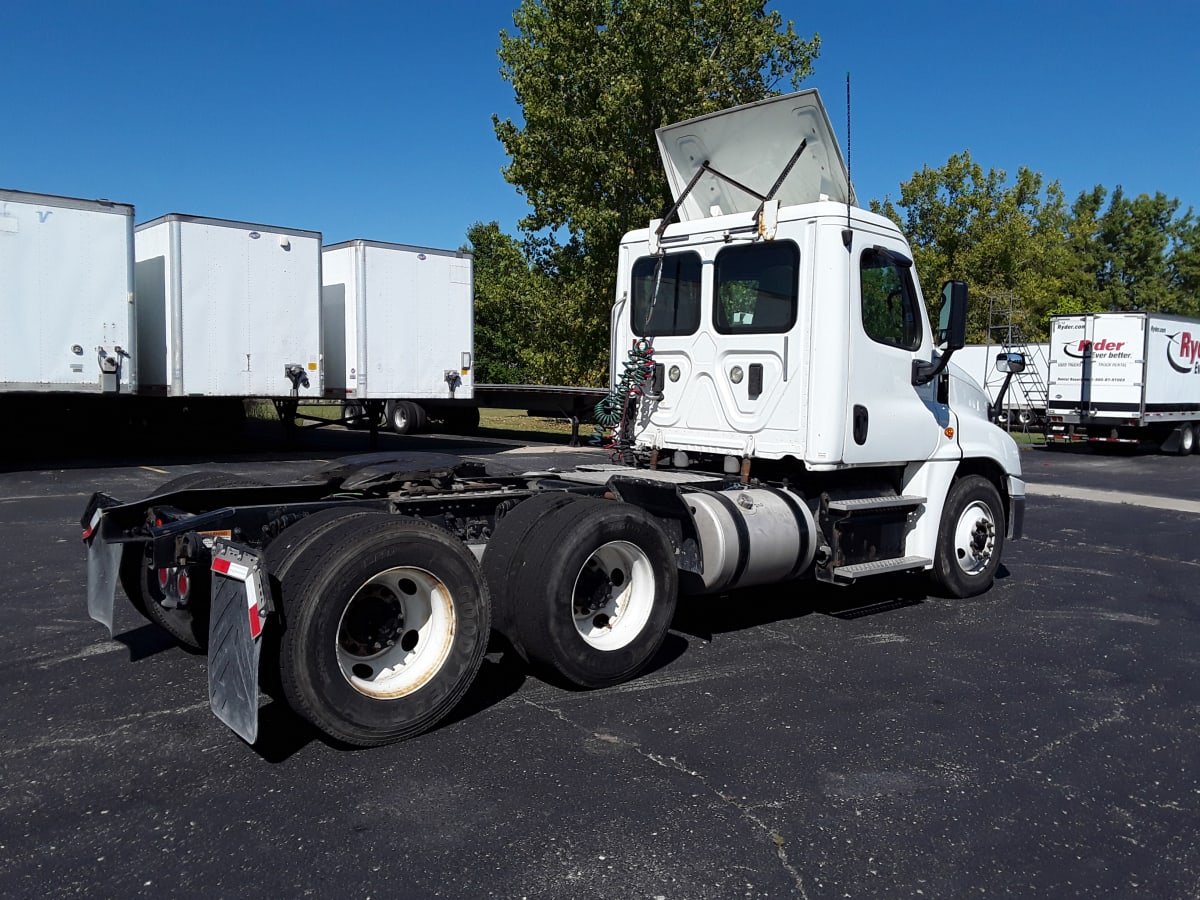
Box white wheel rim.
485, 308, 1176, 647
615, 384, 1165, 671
570, 540, 655, 651
335, 567, 456, 699
952, 500, 996, 576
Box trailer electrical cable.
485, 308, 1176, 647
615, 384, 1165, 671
591, 338, 655, 462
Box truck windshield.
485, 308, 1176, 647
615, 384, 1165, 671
631, 252, 701, 337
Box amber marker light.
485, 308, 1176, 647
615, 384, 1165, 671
944, 427, 955, 438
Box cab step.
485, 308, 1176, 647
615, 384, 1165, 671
826, 495, 926, 512
832, 555, 932, 583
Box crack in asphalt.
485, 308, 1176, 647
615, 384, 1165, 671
1022, 685, 1161, 764
518, 696, 810, 898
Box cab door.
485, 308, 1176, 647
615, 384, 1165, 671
841, 239, 945, 464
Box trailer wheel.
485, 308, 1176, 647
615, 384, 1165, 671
387, 400, 426, 435
509, 498, 677, 689
131, 472, 265, 648
930, 475, 1005, 599
482, 492, 582, 657
1176, 423, 1196, 456
341, 401, 366, 429
277, 513, 489, 746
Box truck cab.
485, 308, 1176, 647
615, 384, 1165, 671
609, 90, 1024, 588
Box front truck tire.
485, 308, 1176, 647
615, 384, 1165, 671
930, 474, 1006, 599
124, 471, 264, 649
277, 513, 489, 746
507, 497, 678, 689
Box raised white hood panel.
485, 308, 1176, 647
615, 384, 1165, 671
655, 89, 854, 221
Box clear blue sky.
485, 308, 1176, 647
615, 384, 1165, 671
2, 1, 1195, 252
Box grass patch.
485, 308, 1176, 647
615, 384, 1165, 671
479, 407, 577, 437
246, 400, 593, 443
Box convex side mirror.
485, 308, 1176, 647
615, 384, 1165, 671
994, 352, 1026, 374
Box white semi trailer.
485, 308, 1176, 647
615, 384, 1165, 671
82, 90, 1026, 748
321, 240, 477, 434
1045, 312, 1200, 453
0, 189, 134, 394
134, 214, 322, 398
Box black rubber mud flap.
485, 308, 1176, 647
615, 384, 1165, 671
83, 504, 122, 636
208, 541, 270, 744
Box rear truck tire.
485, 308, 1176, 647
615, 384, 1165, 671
277, 513, 490, 746
137, 472, 264, 649
930, 475, 1006, 599
508, 497, 678, 689
481, 492, 582, 657
258, 507, 379, 700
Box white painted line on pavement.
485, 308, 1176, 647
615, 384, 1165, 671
1026, 482, 1200, 514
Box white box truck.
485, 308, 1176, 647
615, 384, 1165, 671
0, 188, 134, 393
1045, 312, 1200, 453
321, 240, 474, 433
134, 214, 321, 397
82, 90, 1026, 748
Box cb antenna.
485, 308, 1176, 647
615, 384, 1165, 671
842, 72, 853, 248
846, 72, 852, 229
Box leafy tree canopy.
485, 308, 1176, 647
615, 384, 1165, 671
484, 0, 819, 384
874, 153, 1199, 341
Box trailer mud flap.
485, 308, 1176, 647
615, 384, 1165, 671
83, 506, 122, 636
208, 542, 270, 744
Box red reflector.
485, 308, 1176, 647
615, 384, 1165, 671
211, 557, 231, 575
248, 604, 263, 638
81, 527, 94, 541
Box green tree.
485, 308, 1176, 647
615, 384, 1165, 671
465, 221, 538, 384
873, 151, 1085, 341
492, 0, 820, 382
1168, 210, 1200, 316
1093, 188, 1182, 313
466, 224, 612, 385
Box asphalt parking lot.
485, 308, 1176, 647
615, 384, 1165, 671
1, 430, 1198, 899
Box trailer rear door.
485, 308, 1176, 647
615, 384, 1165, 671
1048, 314, 1145, 420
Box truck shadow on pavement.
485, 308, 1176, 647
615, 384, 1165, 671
240, 568, 1012, 762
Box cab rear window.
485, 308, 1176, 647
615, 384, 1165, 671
714, 242, 799, 334
631, 252, 702, 337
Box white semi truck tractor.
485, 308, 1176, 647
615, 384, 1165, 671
81, 90, 1025, 747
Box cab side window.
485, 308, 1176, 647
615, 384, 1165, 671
714, 242, 799, 334
860, 248, 921, 351
631, 252, 702, 337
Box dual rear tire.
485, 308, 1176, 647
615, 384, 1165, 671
271, 512, 490, 746
484, 495, 678, 689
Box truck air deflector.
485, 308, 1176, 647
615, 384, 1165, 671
655, 89, 853, 223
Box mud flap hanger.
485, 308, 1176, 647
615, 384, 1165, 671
648, 137, 807, 255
